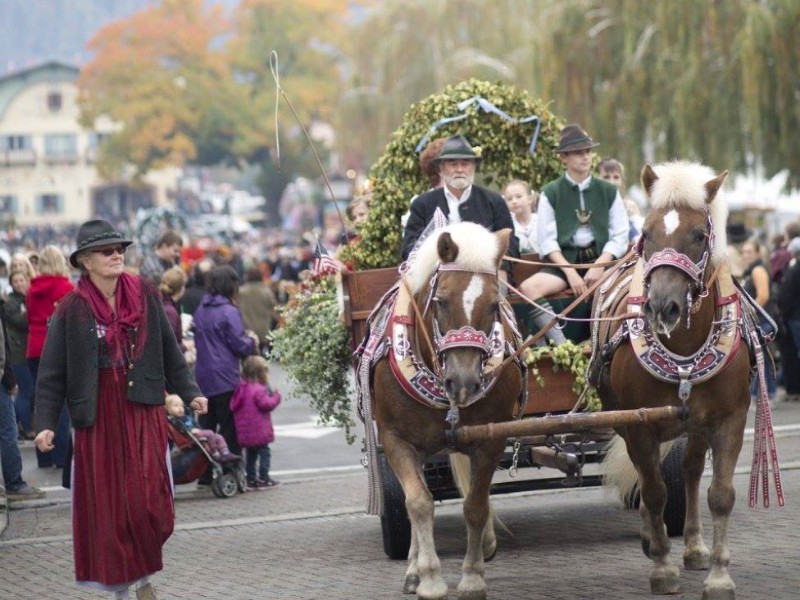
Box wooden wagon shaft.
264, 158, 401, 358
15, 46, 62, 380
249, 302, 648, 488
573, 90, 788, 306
454, 406, 687, 444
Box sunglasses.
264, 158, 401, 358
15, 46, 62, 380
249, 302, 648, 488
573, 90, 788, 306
92, 246, 126, 257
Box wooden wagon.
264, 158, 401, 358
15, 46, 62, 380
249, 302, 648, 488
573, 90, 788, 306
341, 255, 688, 559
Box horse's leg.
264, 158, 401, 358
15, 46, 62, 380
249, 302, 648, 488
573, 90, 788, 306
702, 415, 747, 600
683, 434, 711, 570
456, 442, 503, 600
384, 435, 448, 600
625, 431, 681, 595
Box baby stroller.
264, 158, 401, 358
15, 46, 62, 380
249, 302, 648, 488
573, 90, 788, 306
167, 416, 247, 498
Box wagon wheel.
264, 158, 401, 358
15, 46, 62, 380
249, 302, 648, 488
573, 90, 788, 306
660, 436, 687, 537
626, 436, 687, 538
211, 473, 239, 498
378, 452, 411, 560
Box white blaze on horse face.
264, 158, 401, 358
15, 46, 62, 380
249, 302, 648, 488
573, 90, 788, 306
462, 275, 484, 323
663, 210, 680, 237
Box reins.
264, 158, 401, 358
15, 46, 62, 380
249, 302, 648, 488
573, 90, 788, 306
495, 247, 638, 373
399, 276, 443, 379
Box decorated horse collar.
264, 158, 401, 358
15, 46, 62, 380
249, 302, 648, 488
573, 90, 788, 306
625, 258, 741, 401
388, 273, 523, 410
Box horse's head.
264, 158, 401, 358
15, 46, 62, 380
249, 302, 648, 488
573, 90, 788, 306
637, 161, 728, 337
407, 222, 510, 407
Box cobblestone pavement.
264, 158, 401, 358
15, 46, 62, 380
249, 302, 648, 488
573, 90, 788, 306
2, 401, 800, 599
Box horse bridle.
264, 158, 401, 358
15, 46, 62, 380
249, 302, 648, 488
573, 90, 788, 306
637, 214, 715, 326
426, 263, 500, 363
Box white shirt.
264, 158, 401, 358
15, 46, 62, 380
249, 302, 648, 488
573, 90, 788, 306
444, 185, 473, 224
512, 214, 539, 254
537, 174, 629, 259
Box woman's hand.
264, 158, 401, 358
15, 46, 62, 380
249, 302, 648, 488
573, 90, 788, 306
190, 397, 209, 415
35, 430, 55, 452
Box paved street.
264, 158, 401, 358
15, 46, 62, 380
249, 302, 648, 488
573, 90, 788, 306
2, 385, 800, 599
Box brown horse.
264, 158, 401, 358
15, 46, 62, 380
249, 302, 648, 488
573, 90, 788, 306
593, 161, 754, 599
367, 222, 525, 600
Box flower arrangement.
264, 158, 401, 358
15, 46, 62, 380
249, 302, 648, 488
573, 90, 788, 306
524, 340, 602, 412
268, 276, 357, 444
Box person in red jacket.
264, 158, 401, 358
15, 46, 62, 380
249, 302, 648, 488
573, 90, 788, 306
231, 355, 281, 490
26, 244, 74, 468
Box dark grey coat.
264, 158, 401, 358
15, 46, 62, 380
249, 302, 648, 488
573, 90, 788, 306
35, 281, 202, 431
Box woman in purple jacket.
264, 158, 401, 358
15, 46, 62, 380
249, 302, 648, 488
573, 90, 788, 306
192, 266, 258, 456
231, 355, 282, 489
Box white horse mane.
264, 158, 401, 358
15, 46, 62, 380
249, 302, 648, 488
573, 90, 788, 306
647, 160, 729, 264
405, 222, 500, 294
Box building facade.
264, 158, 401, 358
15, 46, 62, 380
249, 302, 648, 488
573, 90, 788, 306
0, 60, 179, 227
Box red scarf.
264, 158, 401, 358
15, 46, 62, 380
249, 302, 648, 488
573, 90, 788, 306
76, 272, 148, 363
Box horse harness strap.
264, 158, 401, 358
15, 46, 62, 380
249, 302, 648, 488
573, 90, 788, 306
599, 258, 742, 402
388, 272, 526, 413
631, 258, 740, 401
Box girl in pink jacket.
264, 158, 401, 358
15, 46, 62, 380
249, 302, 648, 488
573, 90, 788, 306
231, 356, 282, 489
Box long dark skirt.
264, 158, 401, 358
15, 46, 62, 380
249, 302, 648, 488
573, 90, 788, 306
72, 367, 174, 589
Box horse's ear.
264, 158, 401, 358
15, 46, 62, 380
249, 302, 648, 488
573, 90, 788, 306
494, 229, 511, 267
704, 170, 728, 205
641, 164, 658, 196
437, 232, 459, 264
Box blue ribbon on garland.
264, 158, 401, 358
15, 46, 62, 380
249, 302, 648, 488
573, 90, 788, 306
414, 95, 542, 156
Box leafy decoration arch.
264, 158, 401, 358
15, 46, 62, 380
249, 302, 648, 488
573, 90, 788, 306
343, 79, 565, 270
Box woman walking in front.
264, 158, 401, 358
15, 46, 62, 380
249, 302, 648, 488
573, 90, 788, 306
34, 220, 208, 600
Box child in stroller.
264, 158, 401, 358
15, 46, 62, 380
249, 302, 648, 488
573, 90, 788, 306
165, 394, 247, 498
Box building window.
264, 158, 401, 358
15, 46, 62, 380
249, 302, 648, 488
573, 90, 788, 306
0, 194, 18, 215
88, 131, 111, 148
47, 91, 63, 112
36, 193, 63, 215
45, 134, 78, 157
1, 135, 33, 150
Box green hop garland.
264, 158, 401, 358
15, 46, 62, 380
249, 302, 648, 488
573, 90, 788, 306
341, 78, 564, 269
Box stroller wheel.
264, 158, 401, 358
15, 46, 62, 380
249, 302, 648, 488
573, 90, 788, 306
211, 473, 238, 498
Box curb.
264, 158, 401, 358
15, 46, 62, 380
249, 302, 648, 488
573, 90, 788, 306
0, 492, 7, 536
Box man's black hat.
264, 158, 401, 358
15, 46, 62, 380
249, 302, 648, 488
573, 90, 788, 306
433, 134, 482, 165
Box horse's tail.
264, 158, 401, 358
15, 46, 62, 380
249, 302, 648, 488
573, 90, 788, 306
449, 452, 472, 498
449, 453, 510, 535
601, 435, 677, 505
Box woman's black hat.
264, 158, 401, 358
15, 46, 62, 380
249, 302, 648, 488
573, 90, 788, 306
69, 219, 133, 268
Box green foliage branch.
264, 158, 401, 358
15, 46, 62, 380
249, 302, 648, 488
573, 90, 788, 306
268, 276, 356, 444
341, 79, 565, 269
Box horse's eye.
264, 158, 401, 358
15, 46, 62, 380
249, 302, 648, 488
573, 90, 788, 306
693, 230, 706, 243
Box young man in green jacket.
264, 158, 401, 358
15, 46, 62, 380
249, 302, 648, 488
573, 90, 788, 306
519, 124, 629, 344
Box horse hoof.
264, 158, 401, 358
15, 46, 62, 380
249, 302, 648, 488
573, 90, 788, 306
702, 584, 736, 600
684, 549, 711, 571
416, 578, 448, 600
403, 574, 419, 594
650, 567, 681, 595
458, 589, 487, 600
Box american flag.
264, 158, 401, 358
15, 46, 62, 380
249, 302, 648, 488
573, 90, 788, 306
312, 240, 340, 277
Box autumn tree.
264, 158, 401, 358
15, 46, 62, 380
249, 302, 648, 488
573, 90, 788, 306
78, 0, 241, 179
